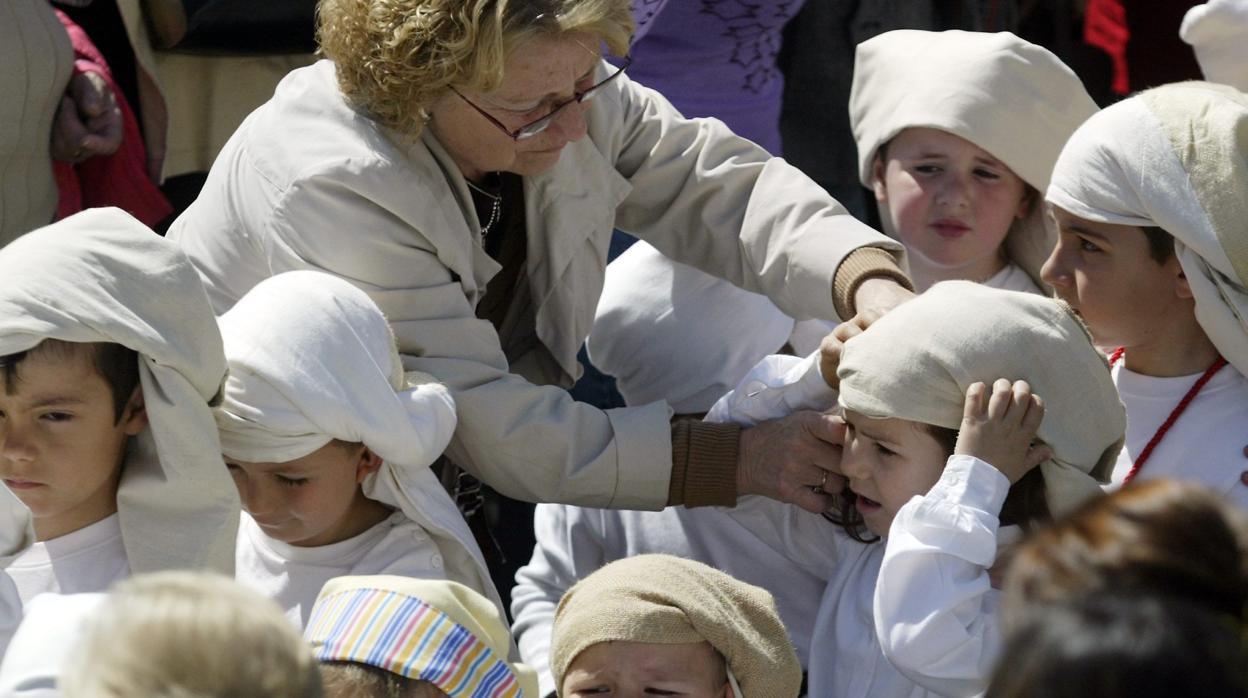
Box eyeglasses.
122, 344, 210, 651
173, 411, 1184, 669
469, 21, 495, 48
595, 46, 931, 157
451, 56, 632, 141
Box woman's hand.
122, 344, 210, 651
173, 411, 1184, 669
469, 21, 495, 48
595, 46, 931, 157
50, 71, 122, 164
736, 411, 847, 513
954, 379, 1052, 483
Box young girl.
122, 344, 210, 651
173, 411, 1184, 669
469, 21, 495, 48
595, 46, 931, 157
707, 281, 1125, 697
850, 30, 1098, 292
215, 271, 500, 627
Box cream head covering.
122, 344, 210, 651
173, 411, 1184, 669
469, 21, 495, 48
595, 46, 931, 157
850, 30, 1099, 288
0, 593, 105, 698
0, 207, 238, 572
550, 554, 801, 698
588, 241, 799, 413
306, 575, 538, 697
837, 281, 1126, 516
1182, 1, 1248, 92
214, 271, 500, 613
1047, 81, 1248, 378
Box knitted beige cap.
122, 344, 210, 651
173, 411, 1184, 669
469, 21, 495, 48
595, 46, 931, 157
550, 555, 801, 698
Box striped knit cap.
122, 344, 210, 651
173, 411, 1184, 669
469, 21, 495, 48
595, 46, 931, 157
305, 575, 538, 697
550, 555, 802, 698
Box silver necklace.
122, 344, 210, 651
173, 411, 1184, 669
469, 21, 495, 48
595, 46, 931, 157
465, 176, 502, 243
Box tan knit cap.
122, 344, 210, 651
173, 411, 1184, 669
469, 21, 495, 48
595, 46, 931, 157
550, 554, 801, 698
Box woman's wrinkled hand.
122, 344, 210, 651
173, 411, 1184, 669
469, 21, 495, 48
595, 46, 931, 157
736, 411, 847, 513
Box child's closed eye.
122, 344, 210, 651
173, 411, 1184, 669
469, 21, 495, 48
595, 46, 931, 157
276, 474, 309, 487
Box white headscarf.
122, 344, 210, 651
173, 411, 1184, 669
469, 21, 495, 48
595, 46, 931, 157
1181, 0, 1248, 92
838, 281, 1126, 516
214, 271, 499, 613
0, 208, 238, 573
0, 593, 104, 698
1047, 81, 1248, 378
850, 30, 1099, 288
587, 241, 803, 414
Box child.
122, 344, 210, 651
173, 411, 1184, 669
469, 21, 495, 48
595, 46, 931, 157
1042, 81, 1248, 507
0, 208, 238, 628
306, 574, 538, 697
215, 270, 500, 627
1000, 479, 1248, 628
60, 571, 323, 698
550, 554, 802, 698
850, 30, 1098, 292
706, 281, 1125, 697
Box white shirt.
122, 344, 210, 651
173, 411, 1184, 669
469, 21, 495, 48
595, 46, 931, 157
1, 514, 129, 604
1110, 362, 1248, 507
984, 262, 1042, 295
235, 511, 445, 629
708, 356, 1007, 697
512, 502, 827, 696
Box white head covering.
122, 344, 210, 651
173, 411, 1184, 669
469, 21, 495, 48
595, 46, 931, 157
587, 241, 798, 413
1047, 81, 1248, 378
213, 271, 499, 613
850, 30, 1099, 288
838, 281, 1126, 516
0, 593, 105, 698
0, 208, 238, 573
1181, 0, 1248, 92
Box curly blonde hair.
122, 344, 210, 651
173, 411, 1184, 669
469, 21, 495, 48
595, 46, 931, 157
317, 0, 633, 137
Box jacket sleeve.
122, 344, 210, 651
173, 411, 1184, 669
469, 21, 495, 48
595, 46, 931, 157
873, 455, 1009, 697
598, 72, 905, 324
511, 504, 617, 697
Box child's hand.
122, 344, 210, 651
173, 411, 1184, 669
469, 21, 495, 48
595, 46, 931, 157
954, 379, 1052, 484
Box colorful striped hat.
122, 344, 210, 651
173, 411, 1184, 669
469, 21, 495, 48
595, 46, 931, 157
305, 575, 537, 697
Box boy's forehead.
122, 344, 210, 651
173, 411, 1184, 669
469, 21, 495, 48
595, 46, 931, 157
0, 342, 102, 396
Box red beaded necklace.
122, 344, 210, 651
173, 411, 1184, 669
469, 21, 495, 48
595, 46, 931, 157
1109, 346, 1228, 483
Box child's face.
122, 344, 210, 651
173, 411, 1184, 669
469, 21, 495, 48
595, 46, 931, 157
561, 641, 731, 698
1042, 206, 1188, 349
840, 410, 949, 537
0, 344, 145, 541
872, 127, 1030, 285
226, 441, 382, 547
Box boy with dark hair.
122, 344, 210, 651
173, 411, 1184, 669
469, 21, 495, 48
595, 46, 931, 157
0, 208, 238, 642
1043, 81, 1248, 507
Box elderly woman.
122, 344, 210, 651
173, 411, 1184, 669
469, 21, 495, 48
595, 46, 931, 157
168, 0, 910, 517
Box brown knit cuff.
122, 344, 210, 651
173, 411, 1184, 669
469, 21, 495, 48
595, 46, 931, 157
832, 247, 913, 319
668, 421, 741, 507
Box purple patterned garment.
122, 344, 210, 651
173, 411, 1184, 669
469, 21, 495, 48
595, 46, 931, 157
622, 0, 807, 154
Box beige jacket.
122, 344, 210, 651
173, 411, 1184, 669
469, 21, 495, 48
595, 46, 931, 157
170, 60, 900, 510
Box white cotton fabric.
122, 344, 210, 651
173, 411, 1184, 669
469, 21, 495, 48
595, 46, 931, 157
838, 281, 1126, 517
2, 514, 128, 606
587, 241, 831, 413
850, 30, 1098, 288
1181, 0, 1248, 92
0, 593, 104, 698
213, 271, 499, 616
1047, 81, 1248, 378
0, 208, 238, 574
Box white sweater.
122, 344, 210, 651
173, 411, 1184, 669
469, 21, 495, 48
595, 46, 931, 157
1110, 362, 1248, 507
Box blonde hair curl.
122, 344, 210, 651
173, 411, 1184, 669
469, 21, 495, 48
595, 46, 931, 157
316, 0, 633, 137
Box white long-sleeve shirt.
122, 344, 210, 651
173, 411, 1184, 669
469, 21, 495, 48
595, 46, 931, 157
707, 354, 1008, 698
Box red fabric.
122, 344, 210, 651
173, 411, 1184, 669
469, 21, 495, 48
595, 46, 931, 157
52, 10, 172, 227
1084, 0, 1130, 95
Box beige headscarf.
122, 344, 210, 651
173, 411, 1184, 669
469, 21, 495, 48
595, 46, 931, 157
1181, 0, 1248, 92
850, 30, 1099, 288
213, 271, 500, 616
838, 281, 1126, 516
550, 554, 801, 698
1047, 81, 1248, 378
0, 207, 238, 573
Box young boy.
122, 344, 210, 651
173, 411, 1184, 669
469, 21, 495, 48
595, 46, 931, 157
1043, 80, 1248, 507
306, 575, 537, 698
0, 208, 238, 623
215, 271, 500, 627
851, 30, 1098, 292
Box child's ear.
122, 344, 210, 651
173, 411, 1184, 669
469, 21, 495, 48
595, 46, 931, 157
1171, 257, 1194, 300
121, 386, 147, 436
870, 154, 889, 204
1016, 187, 1036, 219
354, 447, 384, 483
